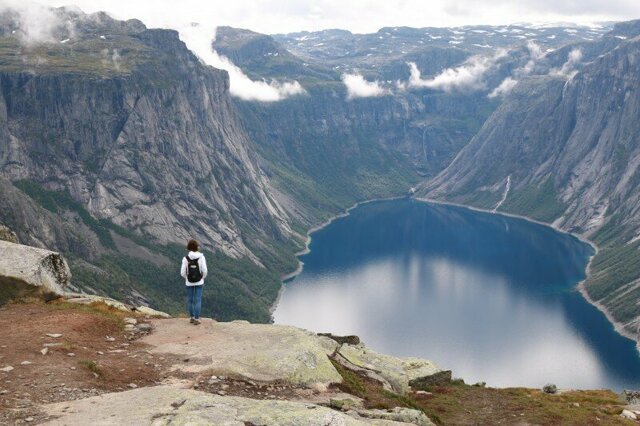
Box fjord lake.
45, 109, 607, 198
273, 198, 640, 390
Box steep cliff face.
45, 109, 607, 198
0, 177, 102, 259
239, 89, 493, 225
0, 9, 296, 321
0, 27, 294, 261
420, 21, 640, 339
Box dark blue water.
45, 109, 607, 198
273, 198, 640, 390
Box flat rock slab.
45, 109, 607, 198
141, 318, 342, 386
41, 385, 411, 425
0, 240, 70, 303
338, 344, 442, 394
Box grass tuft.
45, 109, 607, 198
78, 359, 103, 377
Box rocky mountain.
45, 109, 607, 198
419, 20, 640, 342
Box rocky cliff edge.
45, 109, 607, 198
0, 242, 636, 425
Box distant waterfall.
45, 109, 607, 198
493, 175, 511, 212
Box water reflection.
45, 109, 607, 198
273, 199, 640, 390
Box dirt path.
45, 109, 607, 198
0, 302, 168, 424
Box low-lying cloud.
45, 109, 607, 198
488, 77, 518, 98
551, 48, 583, 78
520, 40, 544, 75
341, 73, 390, 99
0, 1, 67, 45
486, 41, 545, 98
406, 49, 506, 92
178, 23, 306, 102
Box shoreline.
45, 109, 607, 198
273, 195, 409, 315
278, 194, 409, 283
273, 192, 639, 351
417, 196, 640, 351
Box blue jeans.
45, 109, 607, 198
186, 285, 203, 319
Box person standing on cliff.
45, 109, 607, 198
180, 239, 208, 325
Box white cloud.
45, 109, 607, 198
178, 23, 306, 102
519, 40, 544, 75
0, 0, 65, 45
488, 77, 518, 98
527, 40, 544, 60
551, 48, 583, 78
406, 49, 506, 92
486, 40, 546, 98
341, 73, 390, 99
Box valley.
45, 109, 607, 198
0, 5, 639, 366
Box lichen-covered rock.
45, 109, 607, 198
41, 385, 411, 425
141, 318, 342, 387
0, 240, 70, 303
135, 305, 171, 318
0, 224, 18, 243
64, 293, 130, 311
338, 344, 442, 394
355, 407, 436, 426
64, 293, 171, 318
330, 398, 359, 411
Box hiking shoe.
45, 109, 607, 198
193, 319, 201, 325
189, 317, 195, 324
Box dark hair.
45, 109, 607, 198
187, 239, 199, 252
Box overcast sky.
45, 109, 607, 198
34, 0, 640, 34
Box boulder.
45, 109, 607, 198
0, 240, 70, 304
141, 318, 343, 387
620, 409, 637, 420
41, 385, 412, 425
338, 344, 442, 394
543, 384, 558, 394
